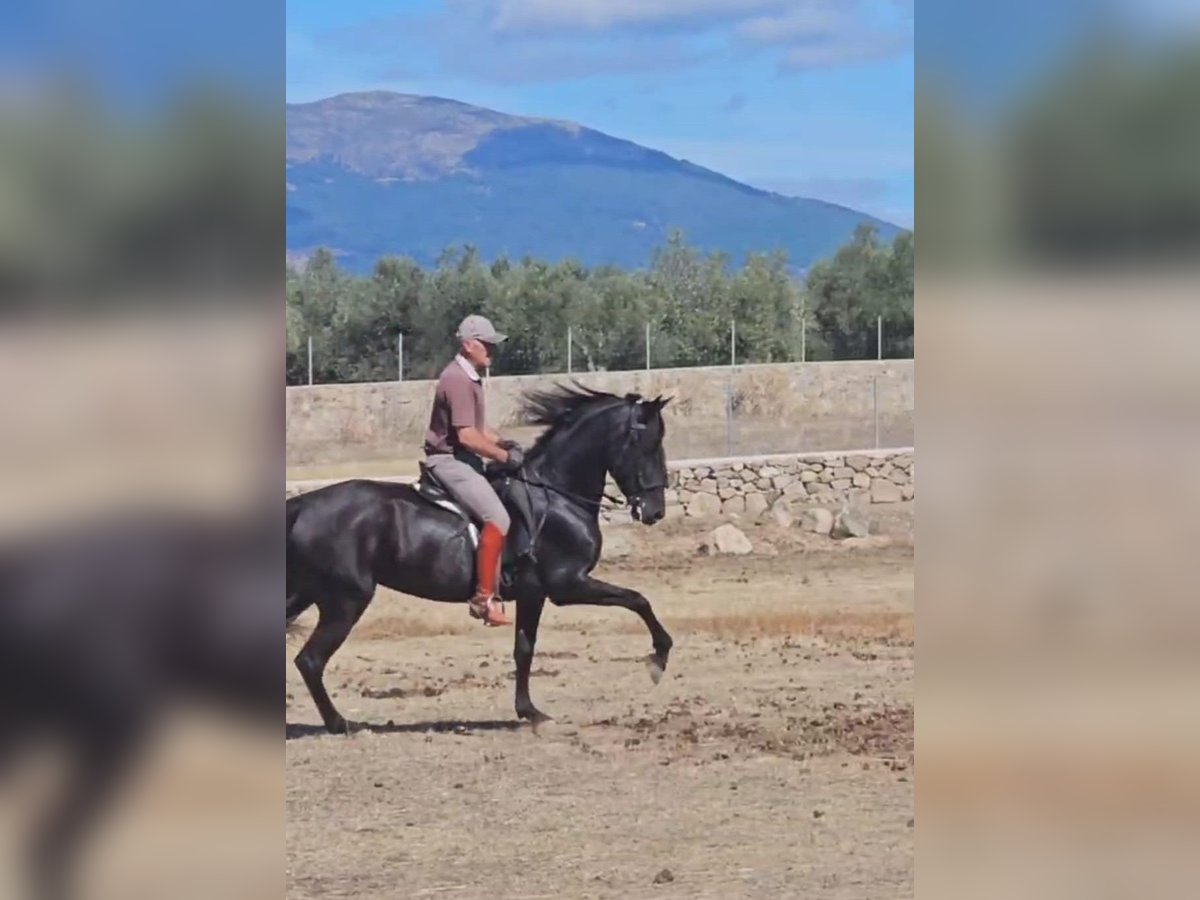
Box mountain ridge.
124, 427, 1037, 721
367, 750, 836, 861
286, 91, 901, 272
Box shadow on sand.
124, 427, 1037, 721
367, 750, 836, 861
285, 719, 526, 740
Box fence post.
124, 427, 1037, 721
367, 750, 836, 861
307, 335, 313, 386
730, 320, 736, 367
567, 326, 573, 375
398, 332, 404, 382
877, 315, 883, 360
801, 316, 806, 362
645, 323, 650, 371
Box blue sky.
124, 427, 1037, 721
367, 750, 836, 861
287, 0, 914, 227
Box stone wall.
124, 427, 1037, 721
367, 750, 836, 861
660, 448, 913, 522
287, 448, 916, 524
286, 360, 913, 468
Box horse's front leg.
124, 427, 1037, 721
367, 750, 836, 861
548, 576, 673, 683
513, 595, 551, 726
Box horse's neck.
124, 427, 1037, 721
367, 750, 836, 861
535, 421, 611, 501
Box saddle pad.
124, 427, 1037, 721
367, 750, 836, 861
432, 497, 479, 547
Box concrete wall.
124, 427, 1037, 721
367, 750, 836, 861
285, 359, 913, 467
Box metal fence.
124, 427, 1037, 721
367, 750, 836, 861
658, 372, 913, 461
297, 315, 905, 387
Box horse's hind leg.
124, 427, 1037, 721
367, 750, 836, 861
295, 590, 371, 734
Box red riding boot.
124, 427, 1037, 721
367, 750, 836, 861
468, 522, 511, 627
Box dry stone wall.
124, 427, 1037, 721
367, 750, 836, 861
657, 448, 913, 523
286, 448, 915, 527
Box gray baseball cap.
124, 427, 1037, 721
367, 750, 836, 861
457, 314, 507, 344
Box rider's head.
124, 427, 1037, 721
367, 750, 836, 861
457, 315, 506, 372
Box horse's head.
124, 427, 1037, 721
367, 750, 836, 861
521, 384, 672, 524
610, 393, 671, 525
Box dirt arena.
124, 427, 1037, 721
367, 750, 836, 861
286, 507, 914, 899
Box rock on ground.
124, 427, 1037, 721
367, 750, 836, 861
705, 523, 753, 555
833, 507, 870, 539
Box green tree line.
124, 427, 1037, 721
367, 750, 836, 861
285, 225, 913, 385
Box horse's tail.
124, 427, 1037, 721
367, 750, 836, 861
286, 613, 309, 640
285, 494, 312, 637
285, 493, 303, 541
286, 589, 313, 638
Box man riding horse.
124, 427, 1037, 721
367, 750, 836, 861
422, 314, 523, 627
287, 364, 673, 733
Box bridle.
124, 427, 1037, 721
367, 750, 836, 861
616, 401, 667, 522
509, 399, 665, 519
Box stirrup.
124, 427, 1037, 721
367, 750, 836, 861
468, 595, 510, 627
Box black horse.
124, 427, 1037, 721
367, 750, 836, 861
0, 509, 280, 900
286, 384, 673, 733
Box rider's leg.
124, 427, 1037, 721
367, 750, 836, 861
470, 503, 511, 626
473, 521, 507, 623
423, 456, 512, 626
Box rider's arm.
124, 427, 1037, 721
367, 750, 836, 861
456, 426, 510, 463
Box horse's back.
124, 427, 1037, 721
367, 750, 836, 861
287, 479, 405, 564
289, 479, 413, 530
286, 478, 473, 600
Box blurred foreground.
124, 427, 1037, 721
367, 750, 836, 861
0, 311, 281, 900
920, 4, 1200, 898
0, 6, 280, 893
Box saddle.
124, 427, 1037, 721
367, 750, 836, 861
415, 462, 540, 570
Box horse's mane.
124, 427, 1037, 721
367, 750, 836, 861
521, 382, 627, 428
520, 382, 657, 456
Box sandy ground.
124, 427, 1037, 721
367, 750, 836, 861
286, 509, 913, 899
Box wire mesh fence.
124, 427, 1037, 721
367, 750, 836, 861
291, 316, 910, 388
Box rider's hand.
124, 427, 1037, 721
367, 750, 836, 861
502, 445, 525, 470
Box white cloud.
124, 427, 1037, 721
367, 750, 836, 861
735, 2, 911, 68
736, 4, 846, 44
782, 32, 912, 69
488, 0, 788, 33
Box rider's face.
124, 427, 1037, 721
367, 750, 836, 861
461, 339, 494, 370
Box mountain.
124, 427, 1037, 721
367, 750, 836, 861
286, 91, 901, 273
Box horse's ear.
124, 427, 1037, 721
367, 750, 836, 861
650, 394, 672, 410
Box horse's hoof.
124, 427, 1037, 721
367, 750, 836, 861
326, 717, 352, 736
517, 708, 553, 732
645, 654, 667, 685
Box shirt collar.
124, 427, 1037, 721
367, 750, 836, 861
455, 354, 482, 382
